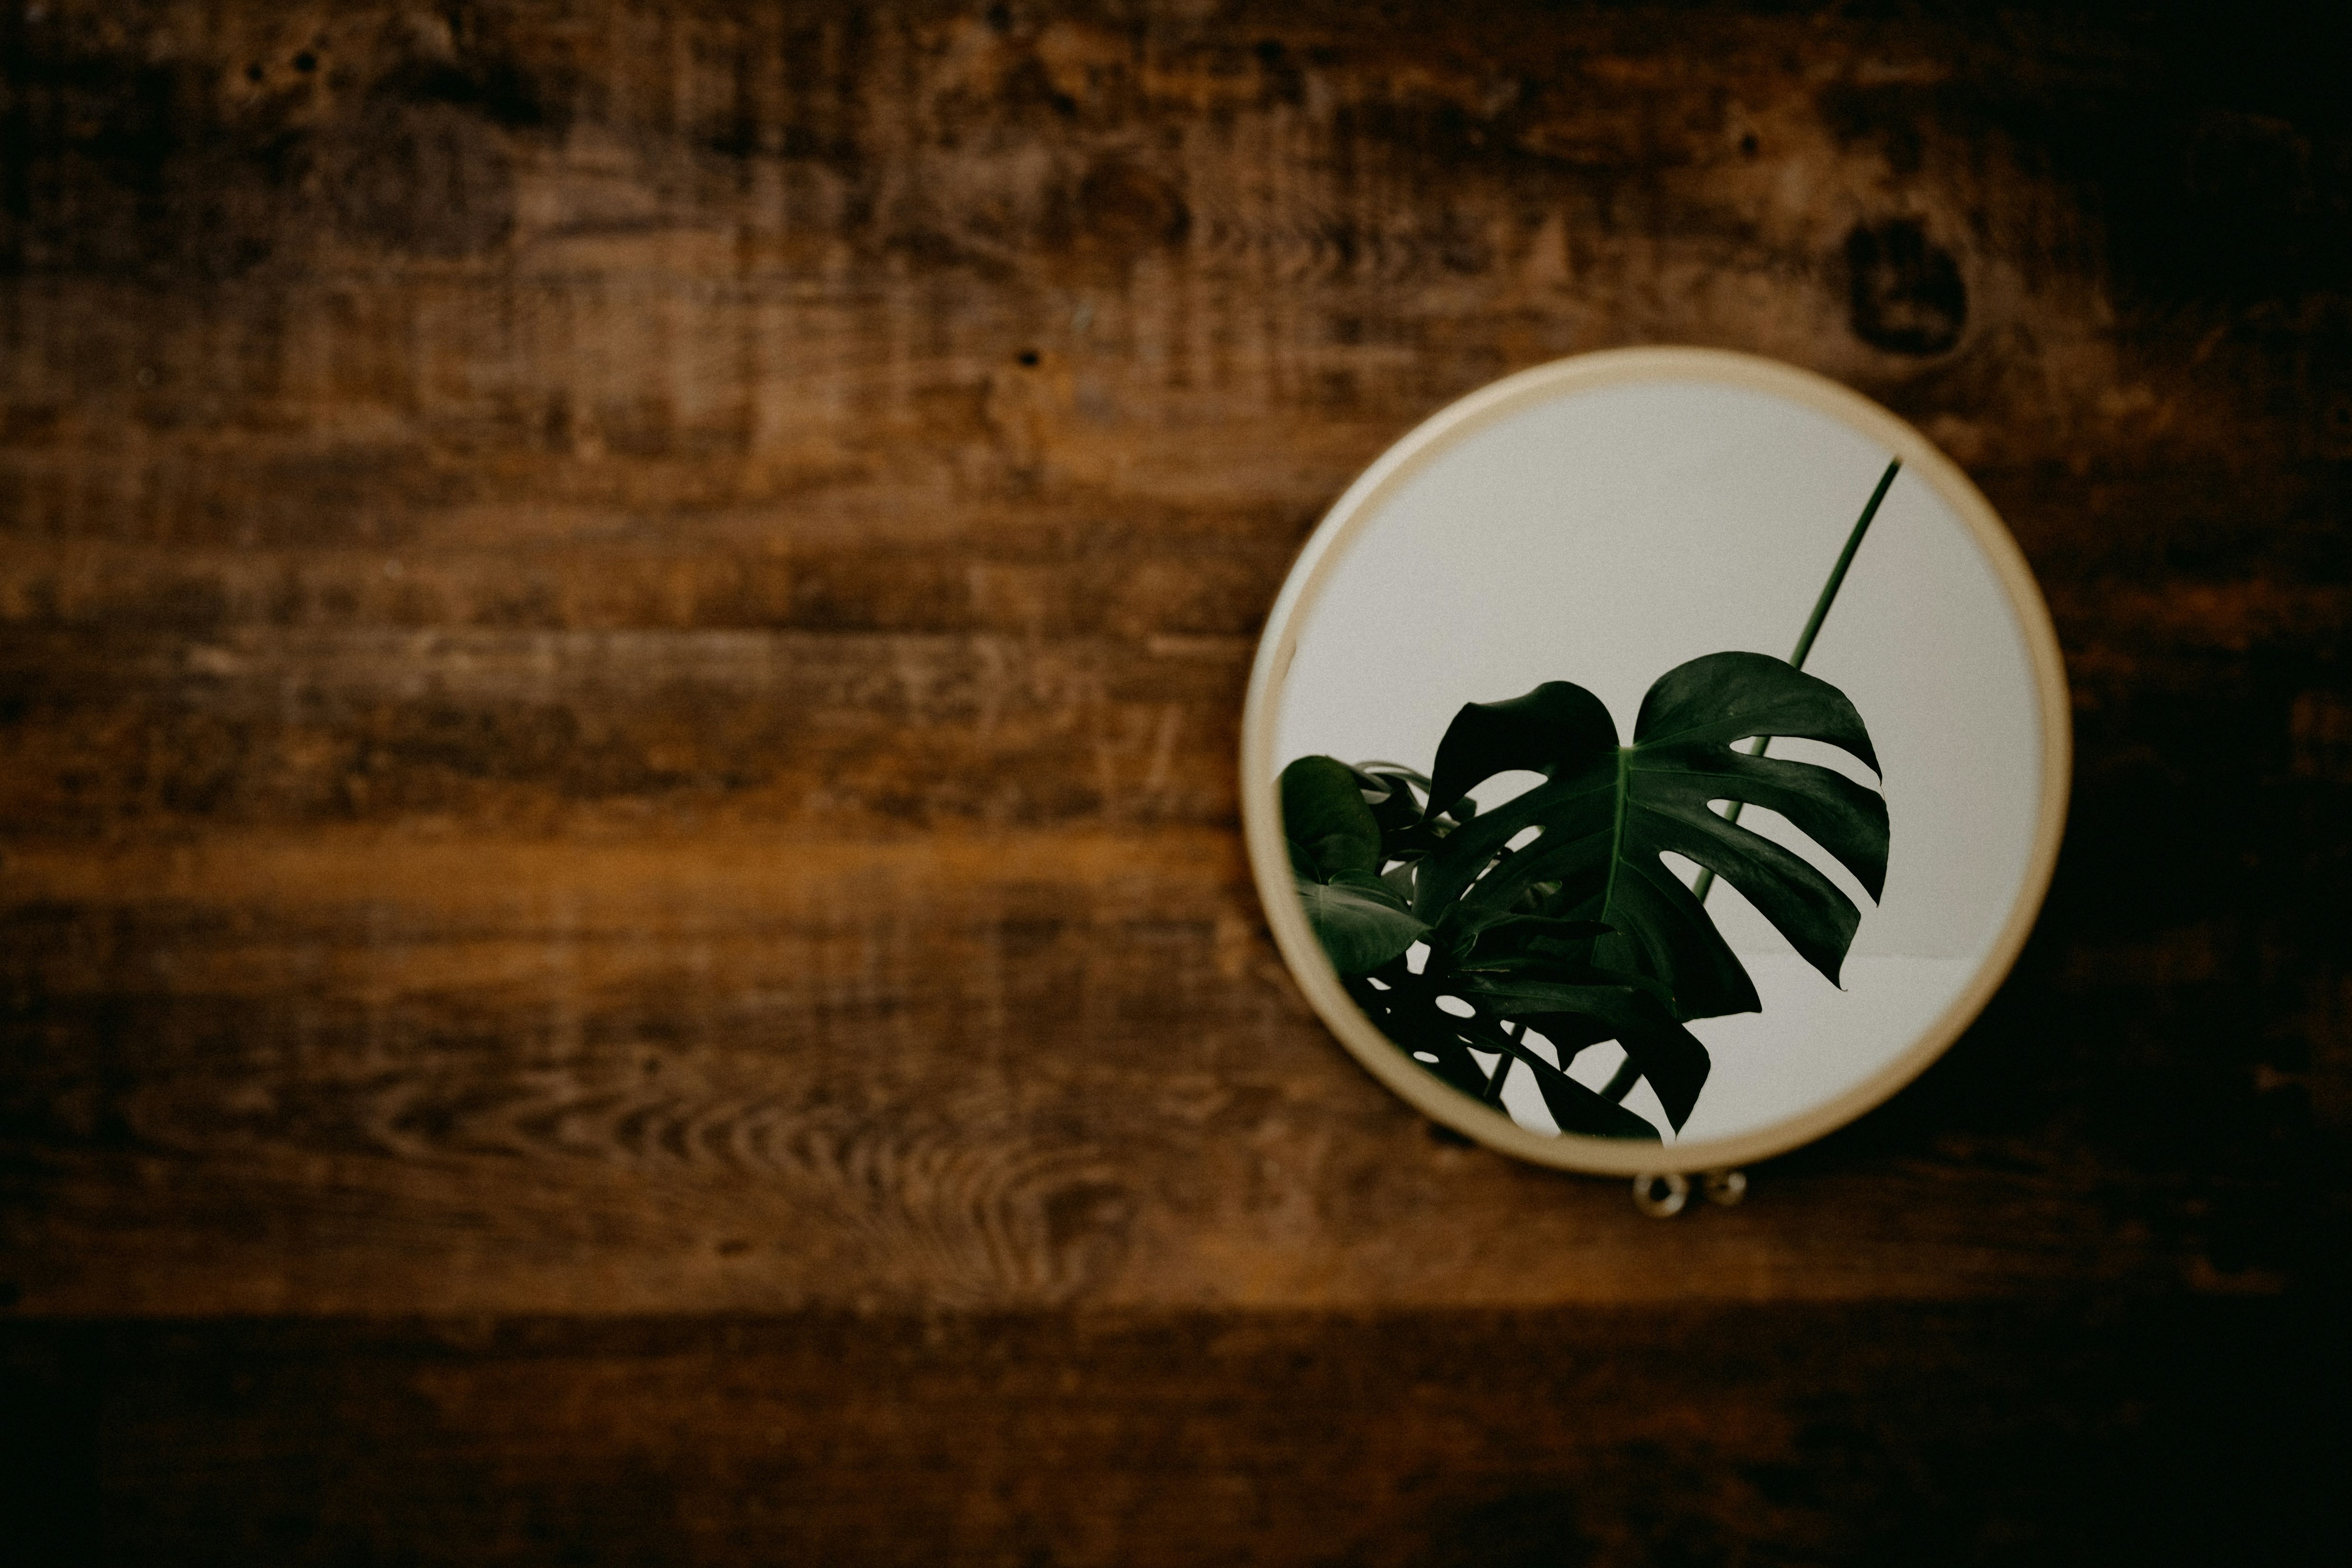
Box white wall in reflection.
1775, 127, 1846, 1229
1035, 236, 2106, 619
1275, 379, 2044, 1143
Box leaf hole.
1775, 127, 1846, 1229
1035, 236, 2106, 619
1363, 976, 1391, 991
1411, 1051, 1440, 1063
1567, 1041, 1628, 1092
1434, 995, 1475, 1018
1504, 826, 1543, 853
1513, 1030, 1562, 1068
1405, 942, 1429, 975
1476, 769, 1549, 810
1761, 733, 1879, 783
1696, 800, 1873, 908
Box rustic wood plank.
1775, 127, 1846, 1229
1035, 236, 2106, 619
0, 625, 1255, 830
0, 824, 2183, 1312
1, 0, 2345, 1322
5, 1, 2350, 1560
5, 1303, 2344, 1566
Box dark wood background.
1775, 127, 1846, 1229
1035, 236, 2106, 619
4, 2, 2347, 1561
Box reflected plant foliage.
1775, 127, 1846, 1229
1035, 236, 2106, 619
1283, 652, 1889, 1141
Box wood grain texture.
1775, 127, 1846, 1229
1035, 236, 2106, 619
6, 1304, 2345, 1566
1, 0, 2349, 1556
4, 0, 2348, 1314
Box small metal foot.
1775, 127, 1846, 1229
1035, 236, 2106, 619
1633, 1168, 1746, 1216
1632, 1172, 1688, 1217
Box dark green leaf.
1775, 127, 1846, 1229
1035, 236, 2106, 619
1414, 652, 1887, 1018
1346, 976, 1491, 1099
1636, 651, 1881, 774
1424, 682, 1617, 819
1523, 1052, 1665, 1140
1433, 905, 1611, 958
1459, 970, 1709, 1130
1341, 959, 1665, 1140
1354, 765, 1428, 842
1448, 1003, 1663, 1140
1280, 755, 1383, 878
1295, 871, 1429, 975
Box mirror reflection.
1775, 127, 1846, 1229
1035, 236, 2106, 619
1258, 358, 2061, 1157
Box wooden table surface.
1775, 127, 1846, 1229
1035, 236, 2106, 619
3, 2, 2346, 1561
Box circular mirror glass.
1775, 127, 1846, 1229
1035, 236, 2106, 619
1242, 348, 2070, 1174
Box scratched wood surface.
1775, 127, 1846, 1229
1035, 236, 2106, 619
2, 0, 2347, 1560
7, 1302, 2342, 1566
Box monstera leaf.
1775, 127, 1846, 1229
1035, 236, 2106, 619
1414, 651, 1888, 1021
1282, 756, 1428, 974
1274, 460, 1904, 1141
1344, 958, 1672, 1140
1284, 754, 1711, 1138
1295, 873, 1428, 975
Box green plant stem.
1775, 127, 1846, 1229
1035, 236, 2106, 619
1605, 456, 1902, 1108
1597, 1052, 1642, 1104
1687, 456, 1901, 909
1483, 1021, 1523, 1104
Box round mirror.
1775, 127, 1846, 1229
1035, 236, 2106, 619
1242, 347, 2069, 1174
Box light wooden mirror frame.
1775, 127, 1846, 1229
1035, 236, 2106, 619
1239, 347, 2073, 1175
